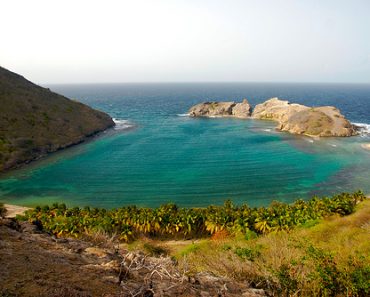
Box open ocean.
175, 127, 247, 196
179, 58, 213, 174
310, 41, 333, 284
1, 83, 370, 208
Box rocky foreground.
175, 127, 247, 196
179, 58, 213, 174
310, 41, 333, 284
0, 218, 266, 297
189, 97, 358, 137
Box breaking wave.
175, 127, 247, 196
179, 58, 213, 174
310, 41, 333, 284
353, 123, 370, 137
112, 118, 134, 130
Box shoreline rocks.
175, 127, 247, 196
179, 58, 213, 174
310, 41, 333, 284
189, 97, 358, 137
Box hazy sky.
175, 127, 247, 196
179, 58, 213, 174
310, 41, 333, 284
1, 0, 369, 84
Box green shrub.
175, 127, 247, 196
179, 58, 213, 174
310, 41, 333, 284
305, 246, 370, 296
180, 243, 200, 256
0, 203, 6, 218
234, 245, 262, 261
244, 229, 258, 240
275, 263, 299, 295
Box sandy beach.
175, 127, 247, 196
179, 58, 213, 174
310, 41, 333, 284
3, 204, 31, 218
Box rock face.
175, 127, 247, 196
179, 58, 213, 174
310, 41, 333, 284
252, 98, 357, 137
232, 99, 253, 118
189, 99, 251, 118
0, 66, 115, 172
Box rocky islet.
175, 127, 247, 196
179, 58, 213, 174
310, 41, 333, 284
189, 97, 358, 137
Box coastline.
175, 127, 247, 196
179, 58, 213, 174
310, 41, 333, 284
4, 193, 369, 215
0, 125, 115, 175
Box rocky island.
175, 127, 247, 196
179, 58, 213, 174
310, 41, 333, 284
0, 66, 114, 172
189, 97, 358, 137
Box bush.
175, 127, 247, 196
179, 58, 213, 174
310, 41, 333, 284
305, 246, 370, 296
234, 245, 262, 261
0, 203, 6, 218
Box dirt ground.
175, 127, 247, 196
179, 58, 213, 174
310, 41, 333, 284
3, 205, 31, 218
0, 219, 265, 297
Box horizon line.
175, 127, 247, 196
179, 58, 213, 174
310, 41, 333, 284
42, 80, 370, 86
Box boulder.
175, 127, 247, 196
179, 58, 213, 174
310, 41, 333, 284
232, 99, 252, 118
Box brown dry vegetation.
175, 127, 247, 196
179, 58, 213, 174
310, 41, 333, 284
0, 200, 369, 297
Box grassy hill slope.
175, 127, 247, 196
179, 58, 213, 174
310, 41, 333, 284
0, 66, 114, 171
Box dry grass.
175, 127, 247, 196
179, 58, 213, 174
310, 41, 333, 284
167, 200, 370, 296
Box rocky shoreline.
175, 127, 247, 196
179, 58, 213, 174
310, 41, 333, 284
189, 97, 358, 137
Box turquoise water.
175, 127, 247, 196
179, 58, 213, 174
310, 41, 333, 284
1, 83, 370, 208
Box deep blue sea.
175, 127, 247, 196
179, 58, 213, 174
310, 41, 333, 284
1, 83, 370, 208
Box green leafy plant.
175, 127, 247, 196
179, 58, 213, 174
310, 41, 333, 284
19, 191, 366, 242
0, 203, 6, 218
234, 246, 262, 261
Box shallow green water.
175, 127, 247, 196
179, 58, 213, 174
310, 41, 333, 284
1, 83, 370, 208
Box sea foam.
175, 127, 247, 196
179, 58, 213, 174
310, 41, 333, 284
353, 123, 370, 137
177, 113, 190, 117
112, 118, 134, 130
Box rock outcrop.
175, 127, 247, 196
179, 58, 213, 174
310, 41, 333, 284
189, 99, 251, 118
252, 98, 357, 137
251, 97, 309, 123
0, 66, 115, 172
189, 97, 357, 137
232, 99, 253, 118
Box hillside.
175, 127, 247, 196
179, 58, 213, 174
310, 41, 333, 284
0, 194, 368, 296
0, 66, 114, 172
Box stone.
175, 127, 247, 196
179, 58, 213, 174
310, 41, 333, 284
232, 99, 252, 118
84, 247, 108, 258
242, 288, 266, 296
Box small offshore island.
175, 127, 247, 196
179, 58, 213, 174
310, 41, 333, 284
189, 98, 358, 137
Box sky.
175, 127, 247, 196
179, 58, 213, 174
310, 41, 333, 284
1, 0, 370, 84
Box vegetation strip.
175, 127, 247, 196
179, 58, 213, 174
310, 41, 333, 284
18, 191, 366, 242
